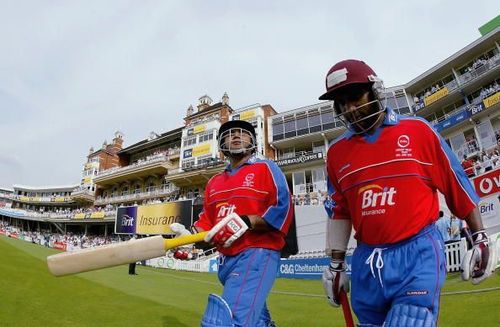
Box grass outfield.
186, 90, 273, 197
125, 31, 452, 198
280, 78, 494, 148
1, 235, 499, 326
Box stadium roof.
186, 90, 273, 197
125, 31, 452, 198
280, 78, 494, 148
118, 126, 183, 155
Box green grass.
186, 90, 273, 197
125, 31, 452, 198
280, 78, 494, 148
1, 235, 499, 326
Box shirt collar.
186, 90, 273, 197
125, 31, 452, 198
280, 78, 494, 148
344, 107, 399, 139
224, 155, 257, 172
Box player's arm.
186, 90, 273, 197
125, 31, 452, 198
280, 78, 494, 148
259, 161, 293, 233
427, 126, 491, 284
323, 165, 351, 307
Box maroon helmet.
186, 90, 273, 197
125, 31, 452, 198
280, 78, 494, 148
319, 59, 380, 101
319, 59, 386, 134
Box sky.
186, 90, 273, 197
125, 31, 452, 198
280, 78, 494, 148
0, 1, 497, 188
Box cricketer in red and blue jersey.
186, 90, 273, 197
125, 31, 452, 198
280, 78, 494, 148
319, 59, 489, 327
195, 120, 293, 327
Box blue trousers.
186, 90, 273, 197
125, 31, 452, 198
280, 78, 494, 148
218, 248, 280, 327
351, 225, 446, 326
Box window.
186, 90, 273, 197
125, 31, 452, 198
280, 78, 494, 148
183, 136, 197, 147
284, 116, 296, 138
296, 113, 308, 136
320, 107, 335, 130
395, 95, 408, 109
308, 109, 321, 133
197, 155, 213, 167
272, 118, 284, 141
182, 159, 195, 169
198, 131, 214, 143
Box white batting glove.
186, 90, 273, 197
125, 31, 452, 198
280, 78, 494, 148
169, 223, 193, 250
461, 230, 492, 285
322, 259, 349, 307
204, 213, 250, 248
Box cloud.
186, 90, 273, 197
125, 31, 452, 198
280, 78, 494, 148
0, 1, 497, 186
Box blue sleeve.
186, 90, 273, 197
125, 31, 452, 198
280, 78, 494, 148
262, 160, 292, 231
324, 178, 335, 218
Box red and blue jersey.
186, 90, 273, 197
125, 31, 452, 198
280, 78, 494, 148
194, 156, 294, 256
325, 108, 479, 245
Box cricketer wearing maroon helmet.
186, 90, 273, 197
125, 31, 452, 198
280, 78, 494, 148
319, 59, 492, 326
171, 120, 293, 327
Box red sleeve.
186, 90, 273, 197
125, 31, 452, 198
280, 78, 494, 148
193, 181, 213, 231
326, 152, 351, 221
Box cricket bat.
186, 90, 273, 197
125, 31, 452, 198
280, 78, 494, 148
47, 232, 207, 277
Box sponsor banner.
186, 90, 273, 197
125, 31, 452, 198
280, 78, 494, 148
276, 152, 323, 167
472, 168, 500, 197
83, 177, 92, 184
240, 110, 255, 120
135, 201, 192, 235
483, 91, 500, 108
278, 256, 352, 280
20, 196, 29, 202
146, 255, 210, 272
115, 206, 138, 234
193, 125, 206, 134
74, 213, 85, 219
478, 194, 499, 230
53, 241, 67, 251
192, 144, 211, 157
10, 233, 19, 239
424, 87, 449, 106
90, 212, 105, 219
433, 109, 470, 132
208, 259, 218, 273
183, 149, 193, 159
54, 197, 69, 202
466, 103, 486, 116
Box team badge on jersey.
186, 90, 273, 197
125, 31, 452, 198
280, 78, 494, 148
395, 134, 413, 158
243, 173, 255, 187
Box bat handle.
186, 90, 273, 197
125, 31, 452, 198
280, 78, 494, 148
339, 290, 355, 327
163, 231, 208, 250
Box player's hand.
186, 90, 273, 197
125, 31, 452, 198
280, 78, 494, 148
204, 213, 250, 248
461, 230, 491, 285
170, 223, 191, 237
322, 259, 349, 307
169, 223, 194, 252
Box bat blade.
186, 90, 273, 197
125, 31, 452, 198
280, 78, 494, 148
47, 232, 208, 277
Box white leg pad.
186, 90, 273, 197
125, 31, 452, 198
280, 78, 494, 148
384, 304, 435, 327
201, 294, 234, 327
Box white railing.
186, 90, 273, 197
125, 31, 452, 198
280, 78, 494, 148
458, 54, 500, 85
94, 187, 179, 205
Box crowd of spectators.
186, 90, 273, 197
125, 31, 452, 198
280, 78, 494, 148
461, 141, 500, 177
0, 220, 121, 250
477, 80, 500, 102
293, 192, 329, 206
0, 205, 117, 219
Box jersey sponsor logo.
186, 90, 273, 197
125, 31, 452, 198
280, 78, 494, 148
243, 173, 255, 187
216, 202, 236, 218
359, 184, 397, 216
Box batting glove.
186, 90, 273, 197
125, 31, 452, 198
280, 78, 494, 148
204, 213, 250, 248
169, 223, 193, 251
461, 230, 491, 285
322, 259, 349, 307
